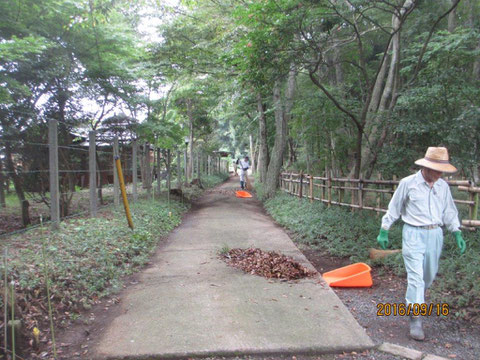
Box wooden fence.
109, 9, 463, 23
279, 172, 480, 230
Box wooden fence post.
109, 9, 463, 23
309, 175, 313, 203
113, 137, 120, 206
288, 172, 293, 194
327, 171, 332, 208
299, 171, 303, 198
358, 177, 364, 210
48, 119, 60, 229
339, 180, 344, 205
473, 192, 479, 220
376, 172, 382, 216
89, 131, 97, 217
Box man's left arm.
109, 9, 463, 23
443, 185, 466, 254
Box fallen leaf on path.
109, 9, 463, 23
220, 247, 316, 280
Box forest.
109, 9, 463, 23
1, 1, 480, 358
1, 0, 479, 213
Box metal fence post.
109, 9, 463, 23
49, 119, 60, 229
89, 131, 97, 217
132, 140, 138, 202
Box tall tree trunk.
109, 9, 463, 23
257, 92, 269, 183
156, 148, 162, 194
249, 134, 255, 174
253, 138, 258, 174
144, 142, 152, 194
287, 138, 296, 167
95, 151, 104, 205
187, 99, 194, 180
265, 80, 287, 198
448, 0, 457, 32
305, 137, 312, 175
140, 144, 146, 188
361, 0, 415, 177
0, 157, 5, 208
265, 66, 296, 198
4, 143, 30, 226
473, 39, 480, 80
334, 44, 344, 86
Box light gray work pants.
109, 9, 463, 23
402, 224, 443, 305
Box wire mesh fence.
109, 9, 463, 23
0, 120, 230, 238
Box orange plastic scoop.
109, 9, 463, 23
322, 262, 372, 287
235, 190, 253, 198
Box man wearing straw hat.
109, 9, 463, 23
376, 147, 466, 341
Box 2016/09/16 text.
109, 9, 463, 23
377, 303, 449, 316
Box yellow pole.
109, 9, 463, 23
115, 156, 134, 230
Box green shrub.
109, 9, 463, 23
1, 198, 189, 320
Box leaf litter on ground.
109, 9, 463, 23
221, 247, 316, 280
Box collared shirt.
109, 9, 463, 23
239, 159, 250, 172
381, 170, 460, 232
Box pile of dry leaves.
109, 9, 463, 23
221, 247, 316, 280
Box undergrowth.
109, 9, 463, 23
0, 173, 228, 357
263, 191, 480, 322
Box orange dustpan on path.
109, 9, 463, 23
322, 262, 372, 287
236, 190, 253, 198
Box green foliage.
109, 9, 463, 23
2, 198, 189, 320
263, 192, 480, 319
383, 28, 480, 178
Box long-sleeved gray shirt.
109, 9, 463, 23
381, 170, 460, 232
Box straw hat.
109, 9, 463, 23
414, 147, 457, 173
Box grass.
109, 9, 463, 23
261, 190, 480, 322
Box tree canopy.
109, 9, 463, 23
1, 0, 479, 201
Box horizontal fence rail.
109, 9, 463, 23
0, 120, 230, 237
279, 172, 480, 230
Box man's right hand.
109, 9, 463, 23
377, 228, 389, 250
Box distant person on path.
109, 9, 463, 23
238, 156, 250, 190
376, 147, 466, 341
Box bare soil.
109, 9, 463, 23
299, 245, 480, 360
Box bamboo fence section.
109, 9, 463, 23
280, 172, 480, 230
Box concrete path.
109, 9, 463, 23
93, 178, 374, 359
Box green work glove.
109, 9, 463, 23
453, 231, 466, 254
376, 228, 389, 250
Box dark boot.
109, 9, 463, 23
240, 181, 244, 189
409, 316, 425, 341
